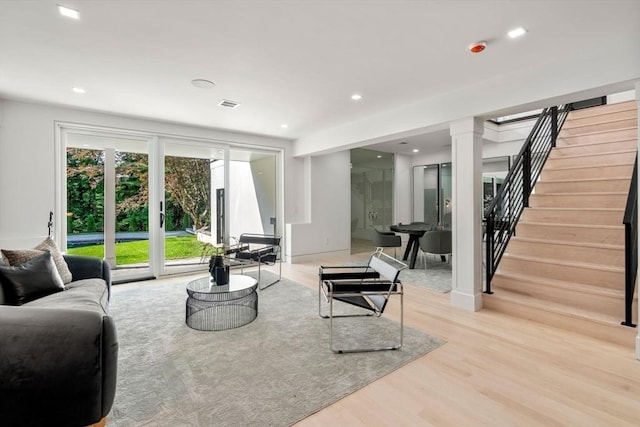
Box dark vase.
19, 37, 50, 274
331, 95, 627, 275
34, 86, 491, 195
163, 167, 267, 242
214, 265, 230, 285
209, 255, 229, 285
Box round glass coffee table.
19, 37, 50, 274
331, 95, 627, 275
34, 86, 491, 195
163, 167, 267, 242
186, 274, 258, 331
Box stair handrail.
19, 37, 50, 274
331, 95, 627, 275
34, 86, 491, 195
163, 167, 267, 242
622, 154, 637, 327
484, 104, 572, 293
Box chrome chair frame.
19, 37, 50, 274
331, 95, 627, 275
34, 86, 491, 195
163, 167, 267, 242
231, 233, 282, 290
318, 251, 407, 353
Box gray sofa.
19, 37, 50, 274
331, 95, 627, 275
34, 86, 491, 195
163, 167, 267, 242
0, 254, 117, 427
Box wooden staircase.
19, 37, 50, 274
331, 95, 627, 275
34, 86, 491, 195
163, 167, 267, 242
484, 100, 639, 347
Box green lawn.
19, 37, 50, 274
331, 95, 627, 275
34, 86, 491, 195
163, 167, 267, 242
67, 235, 205, 265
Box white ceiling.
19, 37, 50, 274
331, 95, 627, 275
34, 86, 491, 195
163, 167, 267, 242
1, 0, 639, 155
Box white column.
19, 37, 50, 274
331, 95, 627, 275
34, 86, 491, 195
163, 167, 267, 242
635, 80, 640, 361
450, 117, 484, 311
104, 148, 116, 269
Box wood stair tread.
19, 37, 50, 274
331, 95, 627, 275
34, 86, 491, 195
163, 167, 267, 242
563, 118, 638, 130
501, 252, 624, 273
556, 135, 635, 145
530, 192, 627, 196
549, 148, 636, 160
492, 270, 625, 298
558, 125, 637, 136
536, 177, 629, 183
518, 220, 624, 229
555, 137, 637, 147
484, 288, 629, 327
543, 161, 634, 171
524, 206, 624, 211
510, 236, 624, 251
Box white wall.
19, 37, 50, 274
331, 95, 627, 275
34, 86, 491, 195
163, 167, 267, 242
250, 156, 277, 234
0, 99, 293, 249
286, 151, 351, 262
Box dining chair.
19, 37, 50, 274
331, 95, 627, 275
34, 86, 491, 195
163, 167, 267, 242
418, 230, 452, 270
370, 227, 401, 258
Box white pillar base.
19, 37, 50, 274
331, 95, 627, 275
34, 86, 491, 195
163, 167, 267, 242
451, 289, 483, 312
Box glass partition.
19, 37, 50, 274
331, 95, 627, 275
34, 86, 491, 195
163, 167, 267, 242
350, 148, 394, 247
412, 162, 452, 227
439, 163, 452, 228
412, 158, 508, 227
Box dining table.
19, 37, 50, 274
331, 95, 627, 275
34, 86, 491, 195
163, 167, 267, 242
389, 223, 435, 269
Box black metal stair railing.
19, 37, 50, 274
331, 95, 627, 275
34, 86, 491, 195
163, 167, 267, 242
622, 155, 637, 328
484, 104, 572, 293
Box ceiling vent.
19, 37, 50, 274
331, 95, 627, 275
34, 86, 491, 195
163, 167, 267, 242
218, 99, 240, 109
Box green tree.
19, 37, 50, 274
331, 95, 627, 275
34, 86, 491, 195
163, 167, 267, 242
66, 148, 105, 233
115, 152, 149, 232
165, 156, 211, 231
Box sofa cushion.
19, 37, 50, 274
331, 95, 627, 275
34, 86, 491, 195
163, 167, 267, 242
35, 236, 73, 284
1, 236, 73, 284
0, 252, 65, 305
25, 278, 109, 315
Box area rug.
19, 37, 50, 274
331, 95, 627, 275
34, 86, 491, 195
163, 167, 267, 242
106, 272, 445, 427
353, 253, 452, 293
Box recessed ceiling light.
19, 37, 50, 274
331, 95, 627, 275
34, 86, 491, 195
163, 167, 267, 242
191, 79, 215, 89
412, 149, 419, 153
58, 5, 79, 19
72, 87, 86, 94
377, 155, 382, 158
351, 94, 363, 101
508, 27, 527, 38
280, 124, 288, 129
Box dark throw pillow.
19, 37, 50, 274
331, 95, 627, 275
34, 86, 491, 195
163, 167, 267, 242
1, 236, 73, 284
0, 251, 66, 305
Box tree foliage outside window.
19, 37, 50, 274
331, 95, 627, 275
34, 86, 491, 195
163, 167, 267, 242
66, 149, 211, 235
67, 148, 105, 233
164, 156, 211, 232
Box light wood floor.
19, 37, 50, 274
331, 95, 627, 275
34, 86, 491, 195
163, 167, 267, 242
277, 252, 640, 427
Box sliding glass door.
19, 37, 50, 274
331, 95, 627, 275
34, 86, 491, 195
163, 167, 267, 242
65, 132, 153, 282
59, 125, 282, 280
160, 140, 222, 275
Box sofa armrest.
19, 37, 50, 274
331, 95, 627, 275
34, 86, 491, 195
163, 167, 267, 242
0, 305, 118, 427
63, 254, 112, 299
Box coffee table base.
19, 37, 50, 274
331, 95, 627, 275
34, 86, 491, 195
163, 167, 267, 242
186, 291, 258, 331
